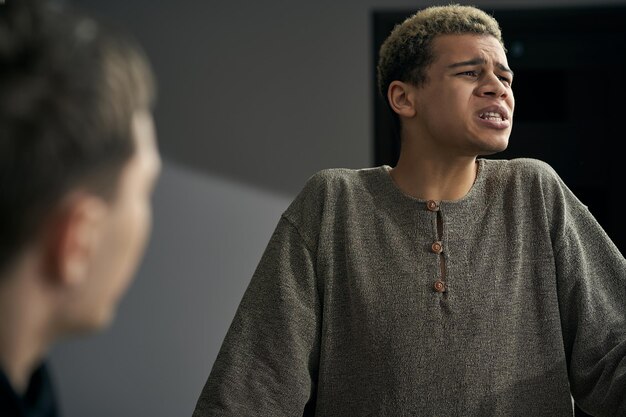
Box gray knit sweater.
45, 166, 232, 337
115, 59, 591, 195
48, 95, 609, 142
193, 158, 626, 417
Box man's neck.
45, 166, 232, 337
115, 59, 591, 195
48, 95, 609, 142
0, 262, 53, 395
390, 151, 479, 201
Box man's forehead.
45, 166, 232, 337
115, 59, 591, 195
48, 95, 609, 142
432, 34, 508, 63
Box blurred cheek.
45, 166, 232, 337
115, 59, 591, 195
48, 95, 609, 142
115, 198, 151, 293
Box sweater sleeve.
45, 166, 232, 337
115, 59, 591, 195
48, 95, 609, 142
192, 216, 321, 417
553, 183, 626, 416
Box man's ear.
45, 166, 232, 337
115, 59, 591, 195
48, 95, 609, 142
387, 81, 417, 118
43, 193, 108, 286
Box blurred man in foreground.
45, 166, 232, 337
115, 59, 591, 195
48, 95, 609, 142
0, 1, 160, 415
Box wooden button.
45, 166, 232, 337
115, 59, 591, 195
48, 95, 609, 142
433, 280, 446, 293
426, 200, 440, 211
431, 241, 443, 254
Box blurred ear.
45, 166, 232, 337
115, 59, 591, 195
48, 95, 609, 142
43, 193, 108, 286
387, 81, 417, 118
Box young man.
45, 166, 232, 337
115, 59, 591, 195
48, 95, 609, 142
192, 4, 625, 416
0, 0, 161, 415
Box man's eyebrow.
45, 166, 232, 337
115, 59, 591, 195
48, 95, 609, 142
447, 58, 514, 77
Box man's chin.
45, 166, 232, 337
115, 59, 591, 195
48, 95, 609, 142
478, 137, 510, 156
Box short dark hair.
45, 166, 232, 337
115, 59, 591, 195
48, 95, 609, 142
0, 0, 156, 274
376, 4, 504, 139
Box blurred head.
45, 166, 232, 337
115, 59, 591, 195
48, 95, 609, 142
0, 0, 161, 333
376, 4, 504, 140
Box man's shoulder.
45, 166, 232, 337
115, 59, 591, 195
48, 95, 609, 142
486, 156, 555, 174
295, 166, 382, 200
485, 157, 562, 187
282, 166, 382, 228
484, 157, 577, 214
305, 166, 379, 186
505, 157, 557, 175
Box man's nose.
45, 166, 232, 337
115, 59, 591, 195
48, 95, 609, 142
477, 73, 510, 99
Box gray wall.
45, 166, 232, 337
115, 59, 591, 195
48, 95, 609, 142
49, 0, 626, 416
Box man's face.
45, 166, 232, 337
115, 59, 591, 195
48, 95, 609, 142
64, 109, 161, 332
410, 33, 515, 157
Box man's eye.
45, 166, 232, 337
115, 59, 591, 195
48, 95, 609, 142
498, 75, 512, 85
458, 71, 477, 76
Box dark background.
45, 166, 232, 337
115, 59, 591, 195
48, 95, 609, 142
372, 4, 626, 256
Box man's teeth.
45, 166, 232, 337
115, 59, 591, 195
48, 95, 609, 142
480, 111, 504, 121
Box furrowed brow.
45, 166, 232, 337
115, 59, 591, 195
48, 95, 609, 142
497, 63, 514, 78
447, 58, 485, 69
447, 58, 514, 77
